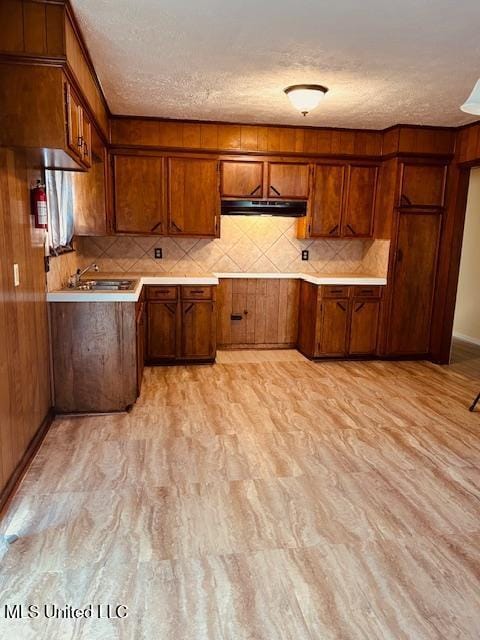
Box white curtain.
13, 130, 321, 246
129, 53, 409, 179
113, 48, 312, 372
45, 170, 74, 253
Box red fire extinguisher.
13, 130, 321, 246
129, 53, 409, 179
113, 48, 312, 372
31, 180, 48, 230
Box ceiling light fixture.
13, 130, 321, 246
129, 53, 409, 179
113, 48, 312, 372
460, 79, 480, 115
284, 84, 329, 116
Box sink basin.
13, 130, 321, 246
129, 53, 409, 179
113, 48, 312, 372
74, 279, 136, 291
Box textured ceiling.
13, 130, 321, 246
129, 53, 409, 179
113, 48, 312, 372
71, 0, 480, 128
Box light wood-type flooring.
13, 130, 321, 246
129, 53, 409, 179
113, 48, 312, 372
0, 343, 479, 639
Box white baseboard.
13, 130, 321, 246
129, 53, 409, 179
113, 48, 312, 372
453, 332, 480, 346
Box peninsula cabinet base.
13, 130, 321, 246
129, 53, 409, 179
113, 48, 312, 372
50, 302, 140, 414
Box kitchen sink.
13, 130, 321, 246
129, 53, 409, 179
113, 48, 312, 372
73, 279, 136, 291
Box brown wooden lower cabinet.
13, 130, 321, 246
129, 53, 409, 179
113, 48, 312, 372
349, 299, 381, 355
298, 282, 382, 359
50, 302, 140, 413
217, 278, 299, 348
181, 301, 216, 359
147, 301, 178, 360
318, 298, 350, 356
146, 285, 216, 363
136, 296, 146, 396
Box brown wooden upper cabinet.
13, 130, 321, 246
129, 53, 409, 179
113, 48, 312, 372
399, 162, 447, 208
168, 157, 219, 236
113, 155, 165, 234
73, 126, 107, 236
342, 165, 378, 236
309, 164, 345, 237
65, 82, 91, 168
306, 163, 378, 238
220, 160, 263, 198
267, 162, 310, 199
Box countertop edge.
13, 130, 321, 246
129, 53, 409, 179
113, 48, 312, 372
47, 273, 387, 302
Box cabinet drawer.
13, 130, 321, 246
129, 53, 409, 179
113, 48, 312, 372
322, 285, 350, 298
352, 285, 382, 299
181, 286, 213, 300
146, 286, 178, 301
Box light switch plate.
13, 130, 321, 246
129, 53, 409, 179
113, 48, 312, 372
13, 263, 20, 287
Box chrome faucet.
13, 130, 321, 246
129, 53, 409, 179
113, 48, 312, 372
69, 263, 99, 288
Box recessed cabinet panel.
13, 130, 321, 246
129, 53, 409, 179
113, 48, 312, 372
268, 162, 309, 199
387, 212, 441, 355
81, 109, 92, 168
147, 301, 178, 360
114, 155, 165, 234
318, 299, 349, 356
342, 165, 377, 236
310, 164, 344, 237
65, 83, 83, 159
349, 299, 380, 355
221, 161, 263, 198
168, 157, 219, 236
400, 164, 446, 207
73, 126, 107, 236
181, 301, 216, 359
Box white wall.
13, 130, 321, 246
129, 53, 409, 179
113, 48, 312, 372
453, 167, 480, 344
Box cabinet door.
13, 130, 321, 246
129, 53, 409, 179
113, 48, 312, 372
136, 303, 145, 396
309, 164, 345, 237
80, 109, 92, 168
268, 163, 310, 199
318, 299, 349, 356
221, 161, 263, 198
147, 302, 178, 360
168, 157, 219, 236
342, 165, 377, 237
387, 212, 441, 355
65, 83, 83, 159
349, 300, 380, 355
73, 127, 107, 235
114, 155, 165, 234
181, 301, 216, 359
400, 163, 446, 207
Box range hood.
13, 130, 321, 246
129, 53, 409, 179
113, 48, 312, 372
221, 199, 307, 217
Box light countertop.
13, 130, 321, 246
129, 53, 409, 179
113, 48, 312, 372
47, 272, 387, 302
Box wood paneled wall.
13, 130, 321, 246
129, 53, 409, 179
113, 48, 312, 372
0, 149, 52, 510
456, 123, 480, 164
110, 119, 457, 158
0, 0, 65, 57
110, 118, 384, 156
382, 126, 456, 157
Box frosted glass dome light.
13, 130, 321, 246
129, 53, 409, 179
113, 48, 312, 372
284, 84, 329, 116
460, 79, 480, 115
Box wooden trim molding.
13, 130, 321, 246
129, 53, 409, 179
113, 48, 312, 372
0, 408, 55, 516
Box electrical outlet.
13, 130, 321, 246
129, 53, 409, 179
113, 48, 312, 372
301, 249, 309, 261
154, 248, 162, 259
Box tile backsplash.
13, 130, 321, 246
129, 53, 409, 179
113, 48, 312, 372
58, 216, 389, 287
